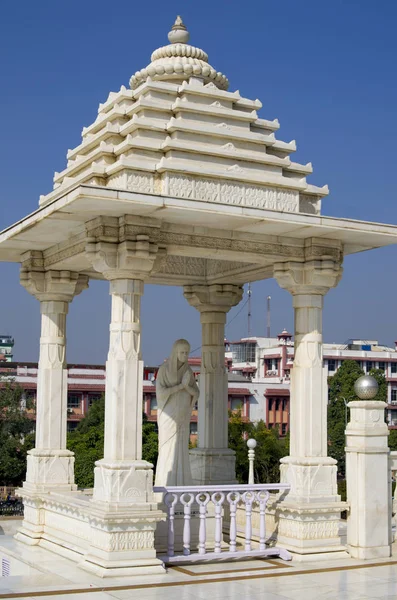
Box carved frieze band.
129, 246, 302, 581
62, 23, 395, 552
107, 169, 300, 213
33, 212, 343, 272
157, 256, 250, 278
167, 174, 299, 212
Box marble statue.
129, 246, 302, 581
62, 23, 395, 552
155, 339, 199, 486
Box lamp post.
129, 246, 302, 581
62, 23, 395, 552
247, 438, 257, 484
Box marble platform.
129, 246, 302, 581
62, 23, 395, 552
0, 534, 396, 599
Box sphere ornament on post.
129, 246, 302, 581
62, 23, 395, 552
354, 375, 379, 400
247, 438, 257, 485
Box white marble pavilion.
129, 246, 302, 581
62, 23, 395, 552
0, 16, 396, 576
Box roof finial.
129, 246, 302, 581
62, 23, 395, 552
168, 15, 190, 44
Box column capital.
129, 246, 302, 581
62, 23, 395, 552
273, 259, 342, 296
85, 237, 166, 281
20, 269, 89, 302
183, 284, 243, 313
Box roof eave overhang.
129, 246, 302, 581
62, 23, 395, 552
0, 184, 397, 263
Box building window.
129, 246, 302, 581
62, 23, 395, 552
391, 389, 397, 403
328, 359, 336, 372
232, 342, 256, 363
281, 423, 287, 436
67, 394, 81, 409
378, 361, 386, 372
282, 398, 288, 411
88, 394, 101, 407
231, 397, 244, 412
366, 361, 373, 372
391, 363, 397, 374
67, 421, 78, 433
150, 396, 158, 412
275, 398, 281, 411
189, 422, 198, 435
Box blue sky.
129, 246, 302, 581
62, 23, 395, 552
0, 0, 396, 365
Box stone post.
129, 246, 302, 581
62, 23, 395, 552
272, 257, 347, 558
82, 236, 166, 575
346, 401, 391, 559
19, 269, 88, 492
184, 284, 243, 484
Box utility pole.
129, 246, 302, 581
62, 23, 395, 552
247, 283, 252, 337
266, 295, 271, 338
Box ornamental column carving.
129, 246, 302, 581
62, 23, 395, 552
19, 269, 88, 492
272, 257, 348, 558
274, 259, 342, 466
85, 236, 164, 502
184, 283, 243, 484
82, 235, 165, 576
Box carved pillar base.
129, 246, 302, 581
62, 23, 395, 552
267, 500, 348, 560
93, 459, 156, 505
272, 457, 348, 558
80, 503, 165, 577
189, 448, 237, 485
280, 456, 340, 504
22, 449, 77, 493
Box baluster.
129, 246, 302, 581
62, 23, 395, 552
256, 490, 270, 551
226, 491, 240, 553
242, 491, 254, 552
196, 492, 210, 555
180, 493, 194, 556
211, 492, 225, 553
164, 493, 178, 557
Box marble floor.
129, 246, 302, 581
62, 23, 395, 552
0, 535, 396, 600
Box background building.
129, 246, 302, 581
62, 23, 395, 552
0, 335, 14, 362
229, 332, 397, 433
2, 331, 396, 435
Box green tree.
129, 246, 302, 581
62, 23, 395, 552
327, 360, 364, 477
0, 382, 35, 486
67, 396, 159, 488
228, 411, 288, 484
67, 396, 105, 488
389, 429, 397, 451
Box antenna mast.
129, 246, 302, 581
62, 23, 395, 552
266, 295, 271, 337
247, 283, 252, 337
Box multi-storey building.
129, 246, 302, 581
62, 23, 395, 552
0, 360, 250, 438
2, 332, 395, 435
0, 335, 14, 362
229, 332, 397, 433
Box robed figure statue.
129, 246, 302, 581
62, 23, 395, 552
155, 339, 199, 486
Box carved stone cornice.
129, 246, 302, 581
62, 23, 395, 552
85, 237, 166, 280
184, 283, 243, 313
273, 260, 343, 296
20, 269, 89, 302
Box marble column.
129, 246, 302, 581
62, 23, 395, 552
82, 236, 165, 575
272, 258, 348, 558
346, 401, 391, 559
19, 269, 88, 493
184, 284, 243, 484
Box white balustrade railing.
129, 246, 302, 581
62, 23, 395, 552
390, 451, 397, 540
154, 483, 291, 563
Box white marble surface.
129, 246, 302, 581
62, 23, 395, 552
1, 535, 397, 600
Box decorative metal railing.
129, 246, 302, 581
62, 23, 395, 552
0, 500, 24, 516
153, 483, 291, 563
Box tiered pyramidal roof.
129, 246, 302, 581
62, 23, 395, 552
43, 17, 328, 215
